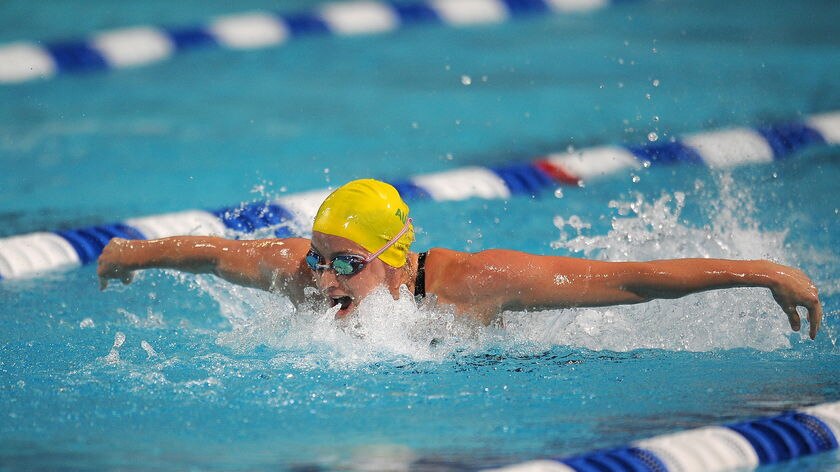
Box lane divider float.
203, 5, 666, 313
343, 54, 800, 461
0, 111, 837, 280
485, 400, 840, 472
0, 0, 620, 84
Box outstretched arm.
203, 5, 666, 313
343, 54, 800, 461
97, 236, 313, 299
441, 250, 822, 338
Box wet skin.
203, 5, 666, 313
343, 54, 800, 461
98, 235, 823, 338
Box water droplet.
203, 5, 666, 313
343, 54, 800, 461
554, 188, 564, 198
652, 79, 660, 87
632, 175, 641, 183
652, 116, 660, 122
645, 93, 651, 100
460, 75, 472, 86
618, 82, 624, 88
79, 318, 95, 329
141, 340, 158, 358
618, 58, 625, 65
411, 121, 419, 129
647, 132, 659, 142
323, 168, 330, 174
481, 75, 488, 82
113, 332, 126, 348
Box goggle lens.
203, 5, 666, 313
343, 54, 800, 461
332, 258, 357, 276
305, 253, 322, 271
306, 250, 366, 277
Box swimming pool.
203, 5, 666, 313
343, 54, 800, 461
1, 0, 839, 470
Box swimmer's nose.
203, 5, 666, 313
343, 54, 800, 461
314, 266, 340, 289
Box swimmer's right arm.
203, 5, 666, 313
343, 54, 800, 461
97, 236, 313, 294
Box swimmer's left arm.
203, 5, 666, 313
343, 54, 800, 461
456, 251, 823, 338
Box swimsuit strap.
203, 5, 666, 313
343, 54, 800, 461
414, 251, 428, 299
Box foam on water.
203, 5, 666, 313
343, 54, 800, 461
205, 282, 498, 370
518, 174, 794, 352
185, 175, 806, 368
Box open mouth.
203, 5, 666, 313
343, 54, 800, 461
331, 296, 354, 316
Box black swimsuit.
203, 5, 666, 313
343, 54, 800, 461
414, 251, 427, 300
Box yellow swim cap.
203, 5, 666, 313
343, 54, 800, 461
312, 179, 414, 268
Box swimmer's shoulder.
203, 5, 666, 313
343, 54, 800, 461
421, 248, 504, 322
420, 248, 457, 295
424, 247, 516, 289
423, 248, 549, 323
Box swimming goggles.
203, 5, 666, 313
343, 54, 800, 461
306, 218, 412, 276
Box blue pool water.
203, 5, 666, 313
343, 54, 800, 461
1, 0, 839, 470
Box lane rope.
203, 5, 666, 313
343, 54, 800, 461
484, 400, 840, 472
0, 111, 837, 280
0, 0, 623, 84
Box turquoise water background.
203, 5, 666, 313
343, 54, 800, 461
1, 0, 839, 470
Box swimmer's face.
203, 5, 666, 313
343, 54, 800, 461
309, 231, 396, 318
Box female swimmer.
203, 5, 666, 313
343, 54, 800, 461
97, 179, 823, 338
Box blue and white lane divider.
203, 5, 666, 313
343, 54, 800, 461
0, 0, 617, 84
0, 111, 837, 281
485, 400, 840, 472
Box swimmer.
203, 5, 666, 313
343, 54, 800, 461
97, 179, 823, 338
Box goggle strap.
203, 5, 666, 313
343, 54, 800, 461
365, 217, 412, 263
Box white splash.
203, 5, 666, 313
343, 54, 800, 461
536, 178, 794, 352
200, 278, 496, 370
116, 307, 165, 328
140, 340, 158, 358
102, 331, 126, 365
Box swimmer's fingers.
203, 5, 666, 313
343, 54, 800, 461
806, 299, 823, 340
97, 260, 133, 290
781, 304, 801, 333
777, 297, 822, 339
97, 238, 133, 290
795, 281, 822, 339
770, 268, 821, 339
98, 270, 133, 290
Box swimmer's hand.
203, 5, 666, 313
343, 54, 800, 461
767, 262, 823, 339
98, 238, 136, 289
